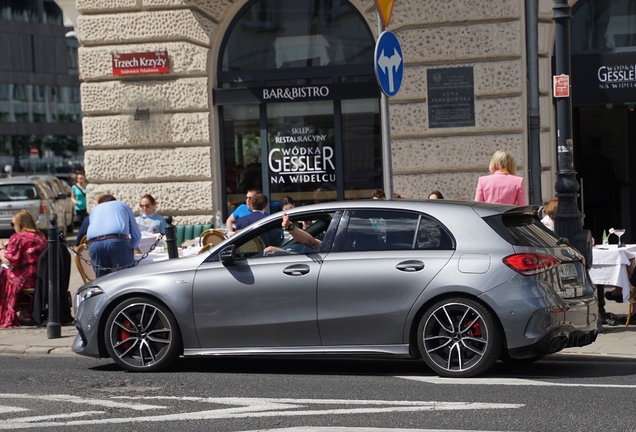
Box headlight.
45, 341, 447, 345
74, 286, 104, 314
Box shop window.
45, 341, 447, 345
573, 0, 636, 51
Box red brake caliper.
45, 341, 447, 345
467, 319, 482, 338
120, 319, 132, 350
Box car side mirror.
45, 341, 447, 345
57, 193, 66, 200
219, 245, 236, 265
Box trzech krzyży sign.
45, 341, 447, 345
112, 51, 169, 76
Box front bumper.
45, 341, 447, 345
71, 292, 110, 359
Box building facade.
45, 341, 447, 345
67, 0, 636, 241
0, 0, 82, 174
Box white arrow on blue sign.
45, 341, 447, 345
374, 31, 403, 97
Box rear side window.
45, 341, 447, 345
341, 210, 453, 252
0, 184, 39, 202
485, 213, 559, 247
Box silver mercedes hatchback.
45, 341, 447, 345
72, 200, 598, 378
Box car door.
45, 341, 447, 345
192, 212, 337, 349
317, 209, 455, 346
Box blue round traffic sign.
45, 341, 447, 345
374, 31, 404, 97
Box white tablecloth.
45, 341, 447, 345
589, 244, 636, 302
134, 246, 201, 266
137, 232, 162, 254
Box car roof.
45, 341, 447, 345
279, 199, 536, 217
0, 176, 45, 185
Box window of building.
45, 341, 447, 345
572, 0, 636, 52
221, 0, 374, 73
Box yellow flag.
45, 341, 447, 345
374, 0, 395, 27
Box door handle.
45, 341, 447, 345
396, 260, 425, 272
283, 264, 311, 276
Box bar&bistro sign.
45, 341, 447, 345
112, 51, 169, 76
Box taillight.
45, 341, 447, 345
503, 253, 561, 276
39, 200, 47, 214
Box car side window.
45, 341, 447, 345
417, 215, 454, 250
233, 221, 285, 260
343, 210, 419, 251
209, 212, 336, 261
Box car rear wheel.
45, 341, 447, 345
105, 297, 182, 372
418, 298, 502, 378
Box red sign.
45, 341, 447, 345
112, 51, 169, 76
30, 146, 38, 156
553, 74, 570, 98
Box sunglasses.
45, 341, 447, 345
140, 204, 152, 208
10, 222, 14, 227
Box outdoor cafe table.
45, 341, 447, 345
134, 246, 202, 266
588, 244, 636, 324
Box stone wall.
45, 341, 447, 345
76, 0, 557, 219
76, 0, 229, 224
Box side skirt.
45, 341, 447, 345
184, 344, 411, 357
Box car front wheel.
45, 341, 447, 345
105, 297, 182, 372
418, 297, 502, 378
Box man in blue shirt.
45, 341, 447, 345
86, 194, 141, 277
235, 194, 269, 230
226, 189, 269, 233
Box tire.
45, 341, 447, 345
418, 297, 502, 378
105, 297, 182, 372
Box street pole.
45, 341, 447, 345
526, 0, 542, 205
551, 0, 592, 265
378, 16, 393, 200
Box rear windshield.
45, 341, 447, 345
0, 184, 39, 202
484, 213, 560, 247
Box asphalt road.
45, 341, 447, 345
0, 354, 634, 431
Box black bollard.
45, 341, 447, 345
47, 217, 60, 339
164, 216, 179, 259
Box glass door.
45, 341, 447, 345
222, 104, 262, 215
266, 101, 336, 210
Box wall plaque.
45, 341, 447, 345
427, 66, 475, 128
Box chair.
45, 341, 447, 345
200, 229, 227, 247
75, 243, 96, 283
15, 287, 35, 310
198, 243, 212, 254
237, 236, 265, 255
79, 235, 87, 245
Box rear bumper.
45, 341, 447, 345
505, 296, 599, 359
507, 325, 598, 358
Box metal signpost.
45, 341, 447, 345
373, 0, 401, 199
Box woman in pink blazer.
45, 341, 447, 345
475, 150, 527, 206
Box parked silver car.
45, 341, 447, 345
0, 176, 56, 235
33, 175, 75, 233
72, 200, 598, 377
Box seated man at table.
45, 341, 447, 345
235, 193, 268, 231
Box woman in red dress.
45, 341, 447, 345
0, 209, 47, 328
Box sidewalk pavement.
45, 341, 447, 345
0, 242, 634, 359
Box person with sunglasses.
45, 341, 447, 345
136, 194, 166, 234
